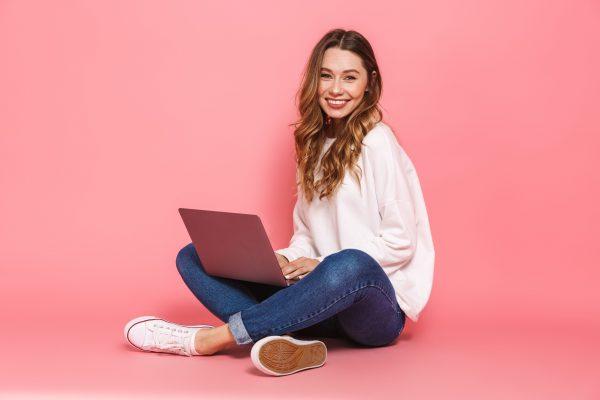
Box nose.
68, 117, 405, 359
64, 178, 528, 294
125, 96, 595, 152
332, 78, 342, 94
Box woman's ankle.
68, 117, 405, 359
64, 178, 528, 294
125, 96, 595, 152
194, 325, 237, 355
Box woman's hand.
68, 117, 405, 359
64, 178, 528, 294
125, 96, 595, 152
280, 257, 320, 280
275, 253, 290, 269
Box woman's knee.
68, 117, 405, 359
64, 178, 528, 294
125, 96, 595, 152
175, 242, 201, 274
320, 248, 380, 286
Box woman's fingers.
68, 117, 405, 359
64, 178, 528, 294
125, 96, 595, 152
284, 266, 306, 280
283, 269, 296, 279
281, 264, 300, 276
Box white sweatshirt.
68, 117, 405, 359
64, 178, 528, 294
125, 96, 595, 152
275, 121, 435, 322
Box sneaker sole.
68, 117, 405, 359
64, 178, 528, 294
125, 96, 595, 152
124, 315, 214, 351
251, 335, 327, 376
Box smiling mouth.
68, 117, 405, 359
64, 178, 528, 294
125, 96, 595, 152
326, 99, 350, 105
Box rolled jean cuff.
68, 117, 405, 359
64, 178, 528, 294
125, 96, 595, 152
227, 311, 253, 345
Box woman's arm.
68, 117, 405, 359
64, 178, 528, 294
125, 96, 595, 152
274, 189, 316, 262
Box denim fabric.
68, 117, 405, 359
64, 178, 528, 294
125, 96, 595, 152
175, 242, 406, 346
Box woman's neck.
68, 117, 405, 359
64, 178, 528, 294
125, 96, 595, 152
325, 118, 344, 139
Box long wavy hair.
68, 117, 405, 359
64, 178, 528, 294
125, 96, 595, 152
290, 28, 384, 203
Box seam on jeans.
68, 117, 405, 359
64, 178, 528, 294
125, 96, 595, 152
262, 283, 399, 336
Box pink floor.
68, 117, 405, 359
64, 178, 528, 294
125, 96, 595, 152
2, 276, 599, 399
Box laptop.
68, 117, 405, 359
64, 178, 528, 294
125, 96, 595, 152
178, 208, 293, 287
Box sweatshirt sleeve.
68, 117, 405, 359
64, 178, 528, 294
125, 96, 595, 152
274, 186, 316, 262
354, 130, 418, 274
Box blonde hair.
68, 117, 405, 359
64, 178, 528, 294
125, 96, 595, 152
289, 28, 383, 203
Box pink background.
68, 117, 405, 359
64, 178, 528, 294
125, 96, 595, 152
1, 0, 598, 398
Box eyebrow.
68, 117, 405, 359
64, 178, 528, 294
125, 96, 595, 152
320, 67, 360, 74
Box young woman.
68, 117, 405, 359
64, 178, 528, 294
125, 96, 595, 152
124, 28, 435, 376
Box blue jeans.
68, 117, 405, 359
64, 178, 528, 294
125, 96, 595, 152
175, 242, 406, 347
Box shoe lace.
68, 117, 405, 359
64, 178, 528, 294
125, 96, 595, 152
147, 323, 193, 356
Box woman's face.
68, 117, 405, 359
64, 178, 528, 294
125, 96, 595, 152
318, 47, 370, 120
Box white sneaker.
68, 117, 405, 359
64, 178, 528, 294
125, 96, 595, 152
124, 315, 214, 356
251, 335, 327, 376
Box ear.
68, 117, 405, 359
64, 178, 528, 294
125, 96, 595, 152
368, 70, 377, 86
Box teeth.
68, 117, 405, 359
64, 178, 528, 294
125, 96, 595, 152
327, 99, 348, 105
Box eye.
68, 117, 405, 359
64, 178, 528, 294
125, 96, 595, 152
320, 73, 357, 80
